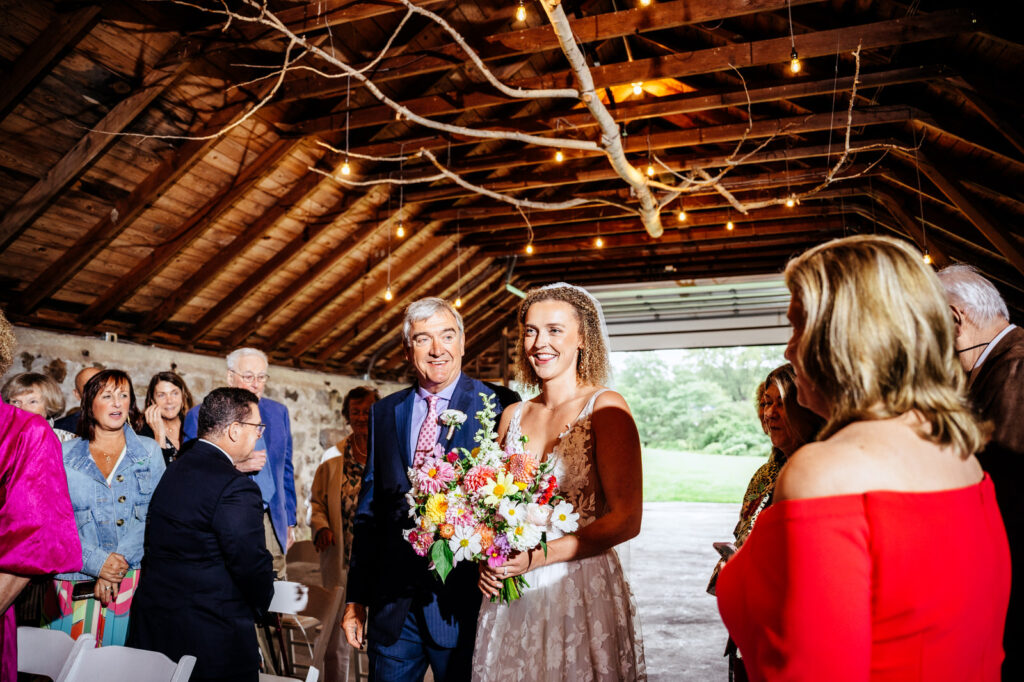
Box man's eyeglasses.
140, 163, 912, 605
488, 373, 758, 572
238, 421, 266, 437
229, 369, 269, 385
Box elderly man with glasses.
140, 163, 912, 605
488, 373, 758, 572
184, 348, 296, 579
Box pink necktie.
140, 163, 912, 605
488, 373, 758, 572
414, 395, 440, 466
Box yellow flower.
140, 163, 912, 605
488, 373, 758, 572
425, 493, 448, 525
480, 471, 517, 507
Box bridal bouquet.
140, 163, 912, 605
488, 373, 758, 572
404, 393, 579, 603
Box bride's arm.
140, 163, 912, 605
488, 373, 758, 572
540, 390, 642, 565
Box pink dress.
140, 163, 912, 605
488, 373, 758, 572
0, 399, 82, 682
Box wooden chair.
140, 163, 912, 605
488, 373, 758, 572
285, 540, 319, 565
16, 627, 95, 682
60, 644, 196, 682
261, 580, 343, 682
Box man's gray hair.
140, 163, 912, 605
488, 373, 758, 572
936, 264, 1009, 325
226, 347, 269, 371
402, 298, 464, 346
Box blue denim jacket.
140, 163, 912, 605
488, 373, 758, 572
57, 424, 165, 581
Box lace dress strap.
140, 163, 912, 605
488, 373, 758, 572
505, 402, 526, 451
577, 388, 611, 423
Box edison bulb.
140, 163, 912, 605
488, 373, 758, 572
383, 286, 393, 301
640, 0, 652, 6
341, 160, 351, 175
785, 196, 795, 208
631, 81, 643, 96
923, 252, 933, 265
396, 222, 405, 238
595, 237, 604, 248
455, 296, 463, 308
789, 48, 801, 74
555, 150, 564, 163
726, 221, 734, 231
515, 2, 526, 22
525, 243, 534, 255
646, 163, 655, 177
677, 209, 686, 222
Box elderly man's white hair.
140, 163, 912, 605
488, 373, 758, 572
937, 264, 1009, 325
402, 298, 464, 346
226, 347, 269, 370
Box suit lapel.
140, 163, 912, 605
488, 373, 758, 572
395, 387, 416, 467
445, 373, 476, 451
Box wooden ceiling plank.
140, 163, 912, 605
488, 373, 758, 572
285, 233, 458, 358
290, 9, 970, 130
223, 205, 388, 348
0, 58, 192, 252
17, 97, 280, 316
279, 0, 826, 104
137, 155, 341, 334
187, 186, 386, 343
76, 137, 299, 328
0, 4, 103, 121
918, 154, 1024, 276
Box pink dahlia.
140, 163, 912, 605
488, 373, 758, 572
508, 451, 539, 486
416, 458, 456, 493
412, 531, 434, 557
463, 465, 497, 493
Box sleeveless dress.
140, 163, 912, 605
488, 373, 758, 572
471, 389, 647, 681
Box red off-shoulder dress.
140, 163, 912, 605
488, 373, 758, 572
717, 474, 1010, 681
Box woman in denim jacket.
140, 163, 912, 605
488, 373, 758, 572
43, 369, 165, 646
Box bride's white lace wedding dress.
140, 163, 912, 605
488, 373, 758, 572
471, 389, 647, 681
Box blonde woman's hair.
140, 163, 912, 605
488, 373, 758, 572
513, 284, 611, 389
1, 372, 66, 418
784, 235, 985, 456
0, 308, 14, 377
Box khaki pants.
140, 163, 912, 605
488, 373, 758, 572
263, 511, 286, 579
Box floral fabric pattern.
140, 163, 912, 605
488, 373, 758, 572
472, 389, 647, 681
733, 447, 787, 547
339, 438, 366, 566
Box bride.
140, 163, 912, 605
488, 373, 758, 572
472, 283, 647, 681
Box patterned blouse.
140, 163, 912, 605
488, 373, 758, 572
338, 437, 366, 566
733, 447, 787, 547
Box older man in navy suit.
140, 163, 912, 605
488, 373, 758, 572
185, 347, 296, 578
343, 298, 518, 681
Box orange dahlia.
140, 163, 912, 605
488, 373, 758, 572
508, 451, 539, 485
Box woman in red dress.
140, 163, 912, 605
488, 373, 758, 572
717, 235, 1010, 681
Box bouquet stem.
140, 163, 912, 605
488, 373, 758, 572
492, 575, 530, 604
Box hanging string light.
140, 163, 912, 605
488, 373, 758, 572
640, 0, 652, 6
525, 242, 534, 255
677, 206, 686, 222
726, 221, 735, 231
786, 0, 800, 73
646, 161, 655, 177
342, 74, 353, 175
341, 159, 351, 175
384, 286, 393, 301
785, 195, 795, 208
914, 127, 932, 265
515, 0, 527, 22
555, 149, 564, 163
454, 214, 464, 307
396, 221, 405, 238
396, 148, 406, 238
923, 250, 933, 265
632, 81, 644, 96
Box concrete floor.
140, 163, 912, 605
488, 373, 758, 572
624, 502, 739, 681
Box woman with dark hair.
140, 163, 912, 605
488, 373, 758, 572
717, 235, 1010, 681
311, 385, 380, 682
138, 371, 194, 465
43, 369, 165, 647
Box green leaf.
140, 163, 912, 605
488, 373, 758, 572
540, 534, 548, 558
431, 540, 454, 583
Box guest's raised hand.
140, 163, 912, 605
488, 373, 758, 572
236, 448, 267, 473
98, 552, 129, 582
144, 404, 166, 445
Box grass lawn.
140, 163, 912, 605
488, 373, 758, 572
642, 448, 767, 503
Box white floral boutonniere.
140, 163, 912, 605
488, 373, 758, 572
438, 409, 467, 440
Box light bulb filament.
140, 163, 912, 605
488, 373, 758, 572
515, 2, 526, 22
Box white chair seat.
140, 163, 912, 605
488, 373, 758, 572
16, 627, 95, 682
60, 644, 196, 682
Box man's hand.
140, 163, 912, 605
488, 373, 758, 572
314, 528, 334, 551
236, 448, 267, 473
342, 602, 367, 648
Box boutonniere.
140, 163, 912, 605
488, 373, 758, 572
438, 409, 467, 440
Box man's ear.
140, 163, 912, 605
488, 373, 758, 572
949, 305, 965, 337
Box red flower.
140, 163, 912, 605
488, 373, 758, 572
536, 475, 558, 505
446, 450, 459, 463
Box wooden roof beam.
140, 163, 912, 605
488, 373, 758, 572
223, 191, 396, 348
137, 154, 343, 334
0, 4, 103, 121
873, 188, 951, 268
188, 185, 389, 343
0, 58, 192, 252
917, 154, 1024, 277
77, 137, 300, 328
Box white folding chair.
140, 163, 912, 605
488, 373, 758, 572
260, 580, 343, 682
60, 644, 196, 682
16, 627, 95, 682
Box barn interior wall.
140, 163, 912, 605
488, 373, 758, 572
3, 325, 407, 538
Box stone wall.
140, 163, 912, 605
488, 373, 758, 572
3, 326, 406, 538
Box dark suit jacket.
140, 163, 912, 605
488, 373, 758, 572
126, 439, 276, 678
969, 325, 1024, 529
185, 396, 296, 551
346, 373, 519, 648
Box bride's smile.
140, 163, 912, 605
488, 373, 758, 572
524, 300, 583, 381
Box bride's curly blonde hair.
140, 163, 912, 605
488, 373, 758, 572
513, 284, 610, 389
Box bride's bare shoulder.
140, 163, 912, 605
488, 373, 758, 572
593, 388, 630, 412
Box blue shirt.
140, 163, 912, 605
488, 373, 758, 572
408, 375, 460, 459
58, 424, 165, 581
251, 435, 275, 508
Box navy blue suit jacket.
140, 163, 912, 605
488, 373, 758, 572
127, 440, 276, 678
185, 396, 296, 551
346, 373, 519, 648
